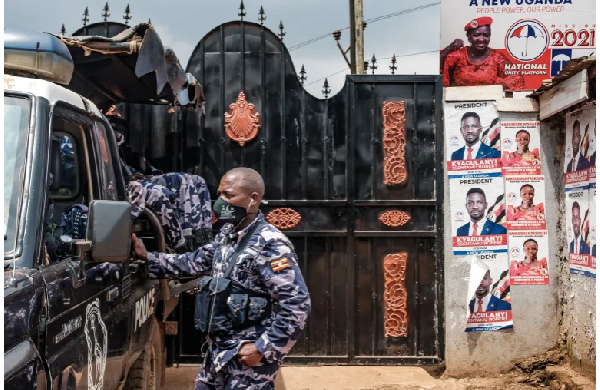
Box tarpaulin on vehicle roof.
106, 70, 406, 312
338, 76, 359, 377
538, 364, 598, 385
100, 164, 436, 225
56, 23, 204, 111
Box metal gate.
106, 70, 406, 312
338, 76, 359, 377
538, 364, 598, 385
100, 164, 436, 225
97, 20, 446, 364
147, 21, 446, 365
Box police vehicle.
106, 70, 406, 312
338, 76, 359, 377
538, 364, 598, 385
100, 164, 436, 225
4, 28, 199, 390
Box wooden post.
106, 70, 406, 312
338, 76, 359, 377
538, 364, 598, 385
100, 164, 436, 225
355, 0, 364, 74
349, 0, 357, 74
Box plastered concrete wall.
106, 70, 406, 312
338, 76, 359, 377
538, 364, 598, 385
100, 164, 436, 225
444, 111, 560, 376
547, 113, 597, 380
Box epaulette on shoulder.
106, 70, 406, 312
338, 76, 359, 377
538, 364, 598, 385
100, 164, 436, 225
259, 223, 294, 249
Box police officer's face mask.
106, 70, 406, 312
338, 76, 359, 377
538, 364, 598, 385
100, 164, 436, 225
213, 198, 255, 229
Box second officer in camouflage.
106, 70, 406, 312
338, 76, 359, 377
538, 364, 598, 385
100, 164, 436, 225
132, 167, 310, 390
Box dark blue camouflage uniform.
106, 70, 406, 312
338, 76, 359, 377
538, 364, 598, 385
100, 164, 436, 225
115, 131, 212, 249
127, 180, 186, 249
145, 172, 213, 235
146, 213, 311, 389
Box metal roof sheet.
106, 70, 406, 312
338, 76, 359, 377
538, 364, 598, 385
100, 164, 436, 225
529, 55, 596, 97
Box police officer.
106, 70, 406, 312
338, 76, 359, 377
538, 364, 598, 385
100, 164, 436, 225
131, 167, 311, 390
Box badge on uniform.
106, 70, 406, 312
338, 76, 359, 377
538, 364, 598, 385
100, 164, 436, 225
271, 257, 291, 272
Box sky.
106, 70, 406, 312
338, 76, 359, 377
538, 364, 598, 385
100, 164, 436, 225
4, 0, 441, 97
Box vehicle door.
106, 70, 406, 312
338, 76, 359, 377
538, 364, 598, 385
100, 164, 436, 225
40, 105, 124, 390
98, 118, 160, 367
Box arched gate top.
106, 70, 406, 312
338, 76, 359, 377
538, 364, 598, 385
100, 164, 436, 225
186, 20, 343, 101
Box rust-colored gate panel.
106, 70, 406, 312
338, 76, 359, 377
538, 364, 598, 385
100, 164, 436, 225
266, 208, 301, 230
382, 101, 407, 186
379, 210, 411, 227
383, 253, 408, 338
224, 91, 260, 147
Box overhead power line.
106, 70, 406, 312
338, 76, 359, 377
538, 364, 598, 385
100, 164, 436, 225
304, 49, 439, 86
305, 68, 350, 86
288, 2, 440, 52
365, 2, 440, 24
289, 32, 334, 51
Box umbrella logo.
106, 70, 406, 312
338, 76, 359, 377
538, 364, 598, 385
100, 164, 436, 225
551, 49, 572, 76
505, 19, 549, 62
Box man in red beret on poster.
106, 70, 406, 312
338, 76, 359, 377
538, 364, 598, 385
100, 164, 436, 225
440, 16, 525, 90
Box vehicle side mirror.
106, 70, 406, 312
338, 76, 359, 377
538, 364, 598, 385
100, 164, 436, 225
87, 200, 132, 263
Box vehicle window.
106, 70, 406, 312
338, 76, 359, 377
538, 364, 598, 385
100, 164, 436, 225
49, 133, 80, 199
43, 118, 93, 264
4, 95, 31, 253
95, 122, 118, 201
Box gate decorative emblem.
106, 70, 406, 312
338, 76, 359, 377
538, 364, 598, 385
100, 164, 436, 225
383, 252, 408, 338
266, 208, 301, 230
379, 210, 411, 227
224, 91, 261, 146
382, 101, 407, 185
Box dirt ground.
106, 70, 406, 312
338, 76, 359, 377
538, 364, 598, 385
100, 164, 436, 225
163, 350, 596, 390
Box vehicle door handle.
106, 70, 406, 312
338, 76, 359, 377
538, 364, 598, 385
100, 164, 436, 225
129, 263, 140, 274
106, 287, 120, 302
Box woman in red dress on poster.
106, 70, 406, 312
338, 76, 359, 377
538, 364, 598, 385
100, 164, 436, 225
507, 184, 545, 223
441, 17, 525, 91
502, 129, 540, 168
510, 239, 548, 277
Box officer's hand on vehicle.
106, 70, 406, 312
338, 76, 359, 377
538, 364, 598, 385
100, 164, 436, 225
238, 343, 263, 367
131, 234, 148, 261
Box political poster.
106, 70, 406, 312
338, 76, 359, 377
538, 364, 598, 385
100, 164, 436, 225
565, 106, 593, 190
465, 253, 512, 332
440, 0, 596, 91
584, 103, 596, 189
501, 121, 542, 175
505, 176, 546, 230
589, 187, 596, 278
445, 101, 502, 175
509, 230, 549, 285
580, 103, 595, 278
566, 188, 590, 275
450, 174, 507, 255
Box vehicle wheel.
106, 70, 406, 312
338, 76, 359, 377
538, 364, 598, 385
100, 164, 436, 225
124, 318, 163, 390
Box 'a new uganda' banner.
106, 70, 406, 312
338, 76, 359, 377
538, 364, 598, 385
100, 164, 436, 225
440, 0, 596, 91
